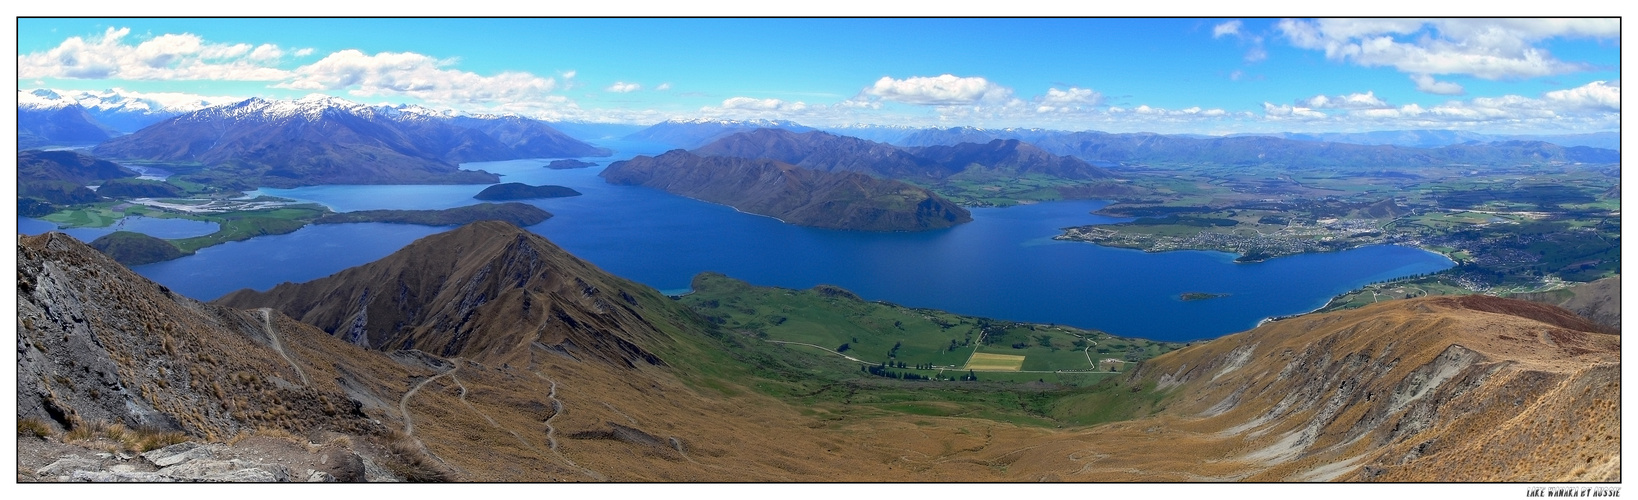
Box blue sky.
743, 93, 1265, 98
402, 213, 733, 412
16, 18, 1622, 134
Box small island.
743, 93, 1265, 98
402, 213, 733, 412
545, 159, 598, 170
473, 183, 582, 201
89, 231, 187, 266
1180, 292, 1230, 302
314, 202, 552, 227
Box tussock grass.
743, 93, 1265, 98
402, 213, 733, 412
17, 418, 54, 438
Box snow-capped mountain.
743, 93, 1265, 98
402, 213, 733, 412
19, 88, 237, 132
92, 94, 609, 187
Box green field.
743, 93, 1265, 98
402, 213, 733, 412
679, 272, 1183, 386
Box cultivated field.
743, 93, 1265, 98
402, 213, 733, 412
965, 353, 1026, 371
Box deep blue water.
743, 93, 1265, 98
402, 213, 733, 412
19, 141, 1453, 341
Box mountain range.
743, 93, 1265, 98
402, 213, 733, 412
602, 149, 972, 231
694, 128, 1114, 181
621, 118, 815, 149
91, 95, 608, 188
876, 127, 1621, 167
18, 223, 1619, 481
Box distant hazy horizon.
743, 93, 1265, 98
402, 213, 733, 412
16, 18, 1620, 135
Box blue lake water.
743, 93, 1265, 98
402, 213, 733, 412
18, 141, 1453, 342
19, 215, 220, 242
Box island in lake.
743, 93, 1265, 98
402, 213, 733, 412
601, 149, 970, 232
1180, 292, 1230, 301
545, 159, 598, 169
473, 182, 582, 200
313, 202, 551, 227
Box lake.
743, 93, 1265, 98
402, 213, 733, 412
20, 142, 1453, 342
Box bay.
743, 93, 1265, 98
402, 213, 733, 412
20, 141, 1453, 341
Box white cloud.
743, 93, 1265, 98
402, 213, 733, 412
279, 49, 555, 104
1301, 91, 1390, 109
1543, 80, 1619, 111
1410, 74, 1466, 95
18, 27, 294, 81
861, 74, 1013, 105
1262, 102, 1328, 119
249, 44, 283, 61
1275, 18, 1617, 79
293, 48, 315, 57
1213, 20, 1243, 39
1261, 80, 1618, 132
1040, 87, 1103, 106
606, 81, 641, 93
561, 70, 576, 79
717, 97, 807, 111
655, 82, 672, 91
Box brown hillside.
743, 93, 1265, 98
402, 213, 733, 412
1084, 295, 1620, 481
20, 225, 1620, 482
216, 221, 672, 368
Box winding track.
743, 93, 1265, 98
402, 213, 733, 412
531, 370, 605, 480
399, 367, 454, 436
258, 308, 311, 387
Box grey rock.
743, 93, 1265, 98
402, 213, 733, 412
143, 441, 213, 467
36, 457, 100, 476
69, 469, 174, 482
307, 470, 337, 482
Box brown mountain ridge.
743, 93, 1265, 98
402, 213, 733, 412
17, 223, 1620, 481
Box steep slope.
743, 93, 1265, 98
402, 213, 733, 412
17, 104, 120, 146
692, 128, 947, 179
18, 150, 139, 184
601, 150, 971, 231
1513, 276, 1621, 331
215, 221, 672, 367
91, 95, 502, 188
17, 232, 406, 441
1059, 295, 1620, 481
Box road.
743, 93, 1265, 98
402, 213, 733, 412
257, 308, 310, 387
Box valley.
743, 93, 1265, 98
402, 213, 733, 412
17, 221, 1620, 482
13, 18, 1622, 486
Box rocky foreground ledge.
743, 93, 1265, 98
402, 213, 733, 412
18, 435, 400, 483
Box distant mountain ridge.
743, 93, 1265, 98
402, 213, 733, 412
693, 128, 1113, 181
91, 95, 609, 188
886, 127, 1621, 165
602, 149, 971, 231
622, 118, 815, 148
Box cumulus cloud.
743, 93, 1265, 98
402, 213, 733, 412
1040, 87, 1103, 106
1213, 20, 1243, 39
1410, 74, 1466, 95
1262, 102, 1328, 119
293, 48, 315, 57
18, 27, 294, 81
1543, 80, 1619, 111
655, 82, 672, 91
279, 49, 555, 104
606, 81, 641, 93
1275, 18, 1617, 79
718, 97, 807, 111
1261, 80, 1618, 131
1300, 91, 1390, 109
860, 74, 1013, 105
